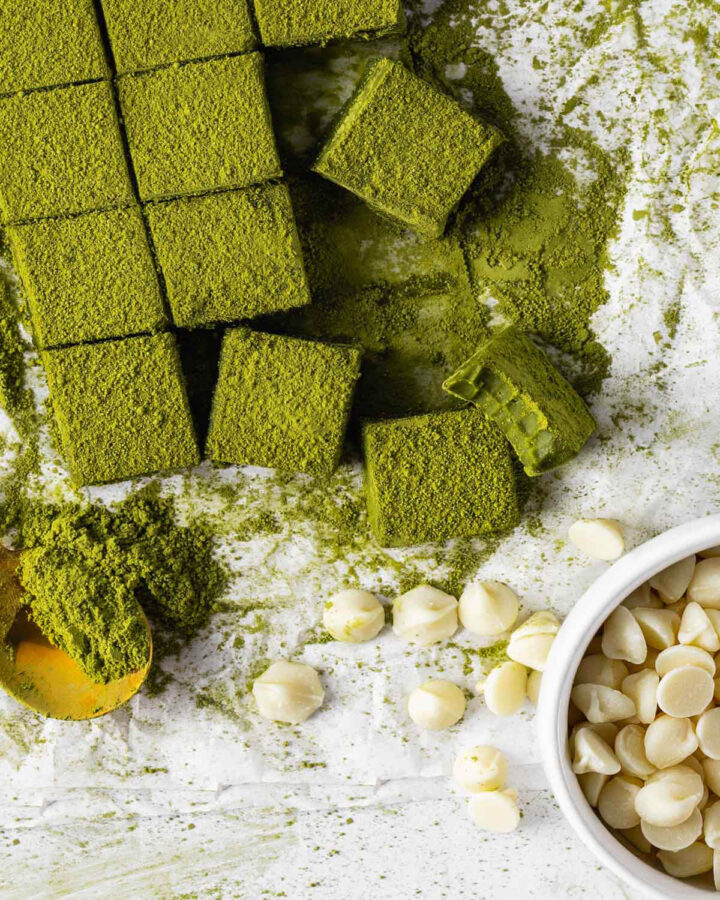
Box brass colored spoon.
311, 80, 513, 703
0, 547, 152, 720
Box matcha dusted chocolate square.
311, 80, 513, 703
119, 54, 281, 202
313, 58, 504, 239
0, 81, 133, 223
207, 329, 362, 476
9, 207, 167, 349
443, 326, 596, 476
254, 0, 405, 49
362, 408, 521, 547
102, 0, 256, 73
146, 183, 310, 328
43, 334, 200, 486
0, 0, 108, 95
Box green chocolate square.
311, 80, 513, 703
0, 0, 108, 94
43, 334, 200, 486
102, 0, 256, 74
119, 54, 281, 201
9, 207, 167, 349
146, 184, 310, 328
0, 81, 133, 223
313, 58, 504, 239
442, 326, 596, 476
206, 329, 362, 476
362, 408, 521, 547
254, 0, 405, 48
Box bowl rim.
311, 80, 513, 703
537, 513, 720, 900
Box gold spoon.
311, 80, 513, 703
0, 547, 152, 720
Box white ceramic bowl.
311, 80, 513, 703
537, 514, 720, 900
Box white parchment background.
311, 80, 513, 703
1, 0, 719, 897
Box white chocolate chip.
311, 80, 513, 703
700, 545, 720, 559
453, 745, 508, 792
568, 518, 624, 561
482, 661, 527, 716
623, 582, 662, 610
323, 589, 385, 643
658, 842, 713, 878
392, 585, 458, 646
458, 582, 518, 636
506, 610, 559, 671
575, 654, 628, 690
688, 558, 720, 609
570, 683, 636, 723
407, 680, 465, 731
621, 824, 653, 854
572, 726, 621, 776
704, 758, 720, 795
641, 808, 702, 852
577, 771, 609, 807
252, 660, 325, 724
665, 599, 688, 616
526, 669, 542, 705
597, 775, 641, 829
650, 556, 696, 603
656, 665, 714, 718
602, 606, 647, 664
705, 801, 720, 849
621, 670, 659, 725
467, 789, 519, 833
715, 849, 720, 892
644, 716, 698, 769
655, 644, 716, 677
696, 708, 720, 759
614, 724, 655, 779
635, 765, 704, 827
678, 601, 720, 653
632, 608, 680, 651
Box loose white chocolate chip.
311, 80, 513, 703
407, 680, 465, 731
632, 608, 680, 651
656, 665, 714, 718
453, 745, 508, 792
526, 669, 542, 705
506, 610, 559, 671
570, 683, 636, 724
704, 758, 720, 795
323, 589, 385, 643
392, 585, 458, 646
252, 661, 325, 724
635, 765, 704, 827
658, 842, 713, 878
467, 789, 520, 833
578, 771, 608, 807
650, 556, 696, 603
597, 775, 641, 829
574, 654, 628, 690
641, 808, 702, 852
705, 801, 720, 849
482, 661, 527, 716
621, 670, 659, 725
678, 601, 720, 653
688, 558, 720, 609
644, 716, 698, 769
572, 726, 621, 775
622, 824, 653, 854
614, 724, 655, 779
655, 643, 716, 676
696, 708, 720, 759
601, 606, 647, 664
458, 581, 518, 636
568, 518, 625, 561
623, 582, 661, 610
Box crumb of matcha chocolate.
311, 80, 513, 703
8, 207, 167, 349
362, 408, 521, 547
313, 58, 503, 239
0, 0, 108, 95
118, 54, 281, 202
443, 326, 596, 476
206, 328, 362, 476
254, 0, 405, 48
102, 0, 256, 74
147, 184, 310, 328
0, 81, 133, 224
43, 334, 200, 486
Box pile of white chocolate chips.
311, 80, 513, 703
571, 547, 720, 886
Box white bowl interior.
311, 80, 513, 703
537, 514, 720, 900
